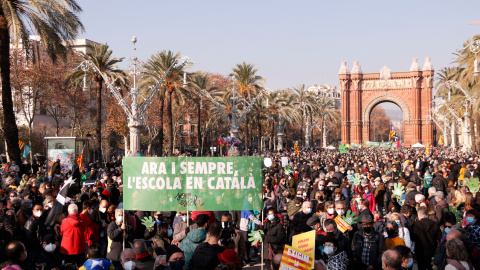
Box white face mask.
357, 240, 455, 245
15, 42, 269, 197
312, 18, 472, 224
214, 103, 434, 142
99, 207, 106, 213
88, 209, 93, 215
116, 216, 123, 223
44, 243, 56, 253
34, 211, 42, 218
337, 210, 345, 216
123, 261, 136, 270
47, 203, 53, 208
327, 208, 335, 215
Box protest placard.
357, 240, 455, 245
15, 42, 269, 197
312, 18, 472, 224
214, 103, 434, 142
291, 230, 315, 269
279, 245, 313, 270
122, 156, 263, 211
335, 215, 350, 233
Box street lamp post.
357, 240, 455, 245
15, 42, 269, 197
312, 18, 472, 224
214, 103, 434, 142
443, 80, 476, 151
457, 37, 480, 77
78, 36, 194, 157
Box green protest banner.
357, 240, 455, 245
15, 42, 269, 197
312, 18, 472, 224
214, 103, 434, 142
122, 156, 263, 211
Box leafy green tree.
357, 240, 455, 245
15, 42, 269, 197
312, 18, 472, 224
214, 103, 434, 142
0, 0, 84, 164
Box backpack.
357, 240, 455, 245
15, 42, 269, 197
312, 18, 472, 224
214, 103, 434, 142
434, 177, 444, 191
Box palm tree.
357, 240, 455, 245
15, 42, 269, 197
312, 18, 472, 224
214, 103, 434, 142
66, 43, 125, 165
185, 72, 216, 156
230, 62, 265, 149
141, 50, 185, 156
0, 0, 84, 164
293, 84, 318, 146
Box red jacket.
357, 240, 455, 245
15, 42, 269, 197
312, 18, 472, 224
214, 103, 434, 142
60, 213, 86, 255
80, 213, 99, 246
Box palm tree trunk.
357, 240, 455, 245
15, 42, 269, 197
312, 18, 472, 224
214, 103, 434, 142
0, 13, 21, 165
158, 95, 164, 156
470, 105, 476, 151
197, 101, 201, 156
95, 79, 103, 165
166, 90, 173, 156
257, 119, 262, 153
300, 115, 304, 147
476, 116, 480, 150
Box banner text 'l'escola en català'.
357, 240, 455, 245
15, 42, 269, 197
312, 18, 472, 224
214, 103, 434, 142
122, 156, 263, 211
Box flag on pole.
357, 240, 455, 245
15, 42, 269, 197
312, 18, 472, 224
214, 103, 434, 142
439, 136, 444, 146
389, 123, 396, 141
22, 145, 31, 159
45, 177, 75, 226
77, 145, 85, 172
18, 140, 24, 149
396, 139, 401, 150
294, 142, 299, 155
425, 144, 430, 156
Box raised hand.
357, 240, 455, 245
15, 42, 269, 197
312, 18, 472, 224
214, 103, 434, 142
466, 177, 480, 193
352, 174, 361, 186
141, 216, 155, 229
393, 183, 405, 199
343, 210, 358, 225
248, 230, 264, 246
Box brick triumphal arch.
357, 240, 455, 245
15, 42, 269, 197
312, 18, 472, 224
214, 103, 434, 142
339, 58, 434, 147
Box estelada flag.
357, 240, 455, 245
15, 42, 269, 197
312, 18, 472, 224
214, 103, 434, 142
294, 142, 299, 155
77, 145, 85, 171
18, 140, 24, 149
389, 123, 396, 141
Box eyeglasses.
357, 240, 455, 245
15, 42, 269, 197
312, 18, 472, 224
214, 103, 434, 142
324, 244, 334, 248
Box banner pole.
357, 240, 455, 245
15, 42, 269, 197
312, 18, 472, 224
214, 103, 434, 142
261, 208, 264, 270
123, 209, 125, 251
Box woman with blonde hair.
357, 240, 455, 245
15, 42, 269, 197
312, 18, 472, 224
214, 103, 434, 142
389, 213, 411, 249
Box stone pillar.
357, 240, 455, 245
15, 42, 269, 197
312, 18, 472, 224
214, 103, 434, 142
129, 123, 141, 156
350, 61, 363, 144
339, 62, 351, 144
451, 122, 456, 149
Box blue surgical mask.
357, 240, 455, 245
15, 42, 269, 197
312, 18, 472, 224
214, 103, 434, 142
444, 227, 451, 234
467, 217, 475, 224
167, 228, 173, 237
306, 208, 312, 214
394, 220, 401, 227
324, 246, 334, 256
267, 214, 275, 221
407, 258, 413, 268
181, 215, 187, 222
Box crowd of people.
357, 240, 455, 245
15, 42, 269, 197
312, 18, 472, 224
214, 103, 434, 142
0, 146, 480, 270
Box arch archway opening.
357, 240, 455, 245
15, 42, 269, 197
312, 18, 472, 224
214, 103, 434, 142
368, 102, 403, 142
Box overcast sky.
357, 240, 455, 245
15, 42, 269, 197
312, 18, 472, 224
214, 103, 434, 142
78, 0, 480, 92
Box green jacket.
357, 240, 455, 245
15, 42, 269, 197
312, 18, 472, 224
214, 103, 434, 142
179, 228, 207, 270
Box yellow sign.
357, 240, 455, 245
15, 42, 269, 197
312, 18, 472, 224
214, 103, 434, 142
292, 230, 315, 269
280, 245, 313, 270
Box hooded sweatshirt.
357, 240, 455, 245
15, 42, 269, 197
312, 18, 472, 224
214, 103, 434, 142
60, 213, 86, 255
179, 228, 207, 269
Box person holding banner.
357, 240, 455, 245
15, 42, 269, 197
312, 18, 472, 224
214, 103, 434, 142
107, 209, 135, 270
